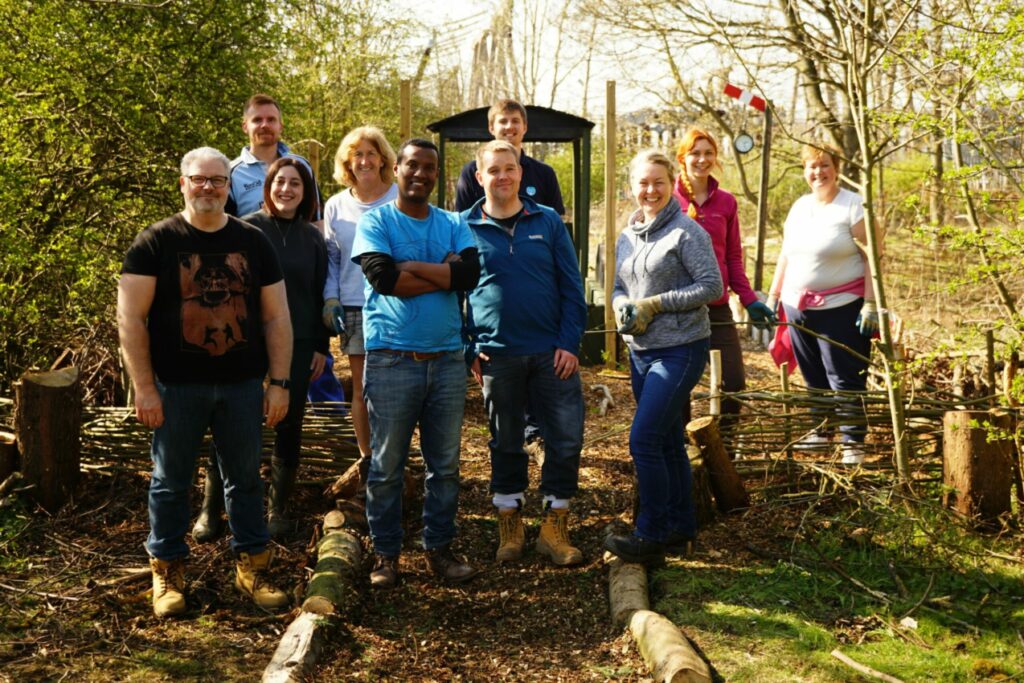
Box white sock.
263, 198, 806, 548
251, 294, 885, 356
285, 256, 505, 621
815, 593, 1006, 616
543, 496, 569, 510
493, 492, 525, 510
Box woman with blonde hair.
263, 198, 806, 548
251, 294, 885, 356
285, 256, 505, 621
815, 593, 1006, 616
766, 143, 880, 465
674, 128, 775, 454
322, 127, 398, 475
604, 150, 722, 565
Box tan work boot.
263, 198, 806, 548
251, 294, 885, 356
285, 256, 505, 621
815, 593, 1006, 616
149, 556, 186, 618
536, 506, 584, 566
235, 548, 289, 610
495, 507, 526, 563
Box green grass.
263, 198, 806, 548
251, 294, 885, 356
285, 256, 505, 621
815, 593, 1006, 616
652, 493, 1024, 682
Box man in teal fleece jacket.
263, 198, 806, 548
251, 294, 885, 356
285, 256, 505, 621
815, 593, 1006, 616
462, 140, 588, 567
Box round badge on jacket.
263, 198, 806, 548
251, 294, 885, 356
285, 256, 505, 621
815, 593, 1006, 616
526, 186, 537, 196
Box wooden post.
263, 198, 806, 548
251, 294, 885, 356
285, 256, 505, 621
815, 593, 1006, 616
780, 363, 793, 459
686, 416, 749, 512
985, 329, 996, 403
753, 104, 772, 292
400, 79, 412, 142
708, 349, 722, 416
14, 367, 81, 512
942, 410, 1012, 526
604, 80, 617, 369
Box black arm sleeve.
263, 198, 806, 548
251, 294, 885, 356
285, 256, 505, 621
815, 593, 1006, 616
449, 247, 480, 292
360, 252, 400, 295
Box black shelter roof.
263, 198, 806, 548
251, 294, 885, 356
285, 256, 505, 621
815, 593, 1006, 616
426, 105, 594, 143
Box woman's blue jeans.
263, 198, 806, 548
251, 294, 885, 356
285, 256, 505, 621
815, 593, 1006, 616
628, 338, 710, 542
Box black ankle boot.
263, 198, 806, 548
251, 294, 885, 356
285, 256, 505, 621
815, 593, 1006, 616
192, 463, 225, 543
267, 458, 298, 538
603, 532, 665, 565
664, 531, 696, 557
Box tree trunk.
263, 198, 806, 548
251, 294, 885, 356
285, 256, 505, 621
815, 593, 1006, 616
686, 417, 749, 513
14, 367, 81, 512
942, 410, 1013, 526
302, 509, 362, 616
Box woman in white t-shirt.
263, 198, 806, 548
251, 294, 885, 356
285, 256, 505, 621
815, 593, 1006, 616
322, 127, 399, 471
767, 144, 882, 464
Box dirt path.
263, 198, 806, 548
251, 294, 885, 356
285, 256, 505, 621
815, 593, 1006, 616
313, 362, 649, 681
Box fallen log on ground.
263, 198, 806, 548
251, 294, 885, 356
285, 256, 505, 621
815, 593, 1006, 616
302, 510, 362, 615
606, 553, 648, 626
262, 611, 329, 683
629, 609, 712, 683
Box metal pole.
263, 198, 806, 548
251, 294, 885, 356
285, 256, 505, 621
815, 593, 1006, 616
604, 81, 617, 370
753, 104, 772, 292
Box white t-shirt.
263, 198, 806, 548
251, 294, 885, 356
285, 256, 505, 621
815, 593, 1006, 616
323, 184, 398, 306
780, 188, 865, 310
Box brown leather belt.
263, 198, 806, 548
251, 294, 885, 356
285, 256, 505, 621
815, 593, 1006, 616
377, 349, 446, 361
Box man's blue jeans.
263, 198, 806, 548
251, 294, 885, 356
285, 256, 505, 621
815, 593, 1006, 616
480, 351, 583, 499
147, 378, 269, 560
628, 338, 710, 543
363, 350, 466, 557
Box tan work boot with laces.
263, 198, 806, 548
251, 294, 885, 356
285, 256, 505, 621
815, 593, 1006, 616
235, 548, 289, 610
495, 506, 526, 563
150, 556, 186, 618
536, 506, 584, 566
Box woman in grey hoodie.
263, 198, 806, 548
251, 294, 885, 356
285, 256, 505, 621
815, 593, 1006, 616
604, 150, 723, 565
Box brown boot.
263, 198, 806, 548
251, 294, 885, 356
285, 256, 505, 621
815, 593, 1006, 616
235, 548, 289, 610
369, 553, 399, 589
536, 506, 584, 566
425, 544, 479, 584
150, 557, 186, 618
495, 506, 525, 563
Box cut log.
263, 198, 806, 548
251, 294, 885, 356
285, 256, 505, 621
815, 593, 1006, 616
0, 431, 17, 481
607, 554, 649, 626
942, 410, 1012, 525
323, 457, 364, 500
629, 609, 712, 683
301, 526, 362, 616
262, 611, 330, 683
631, 451, 715, 529
686, 416, 749, 513
14, 367, 82, 512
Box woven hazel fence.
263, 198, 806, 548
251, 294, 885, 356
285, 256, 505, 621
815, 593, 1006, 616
74, 402, 360, 477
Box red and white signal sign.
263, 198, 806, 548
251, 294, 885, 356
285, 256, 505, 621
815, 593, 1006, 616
724, 83, 767, 112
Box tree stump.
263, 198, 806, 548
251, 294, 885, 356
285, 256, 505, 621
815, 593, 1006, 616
686, 416, 749, 513
631, 451, 715, 529
942, 410, 1013, 525
0, 431, 17, 481
14, 367, 81, 512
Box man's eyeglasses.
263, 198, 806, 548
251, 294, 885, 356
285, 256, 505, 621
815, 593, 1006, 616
187, 175, 229, 188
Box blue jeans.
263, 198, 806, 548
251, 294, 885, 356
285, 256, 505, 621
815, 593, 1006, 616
147, 378, 269, 560
363, 350, 466, 557
783, 299, 871, 443
629, 339, 710, 542
481, 351, 584, 499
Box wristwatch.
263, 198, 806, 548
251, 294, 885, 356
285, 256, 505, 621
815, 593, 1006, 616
269, 378, 291, 389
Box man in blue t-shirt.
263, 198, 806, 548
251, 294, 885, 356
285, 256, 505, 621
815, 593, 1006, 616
351, 138, 481, 589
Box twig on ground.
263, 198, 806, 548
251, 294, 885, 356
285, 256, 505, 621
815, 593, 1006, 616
830, 649, 905, 683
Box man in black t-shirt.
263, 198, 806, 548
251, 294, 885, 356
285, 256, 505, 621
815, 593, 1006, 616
118, 146, 292, 618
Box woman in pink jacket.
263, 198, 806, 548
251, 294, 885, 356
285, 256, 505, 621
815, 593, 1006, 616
674, 128, 774, 453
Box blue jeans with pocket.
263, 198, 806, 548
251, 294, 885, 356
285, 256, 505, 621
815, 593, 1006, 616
363, 350, 466, 557
147, 377, 269, 560
628, 338, 710, 542
481, 351, 584, 499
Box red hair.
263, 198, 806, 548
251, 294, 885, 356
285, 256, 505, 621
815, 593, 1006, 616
675, 127, 723, 219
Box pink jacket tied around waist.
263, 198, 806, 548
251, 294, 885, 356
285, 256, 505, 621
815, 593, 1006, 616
769, 277, 866, 374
